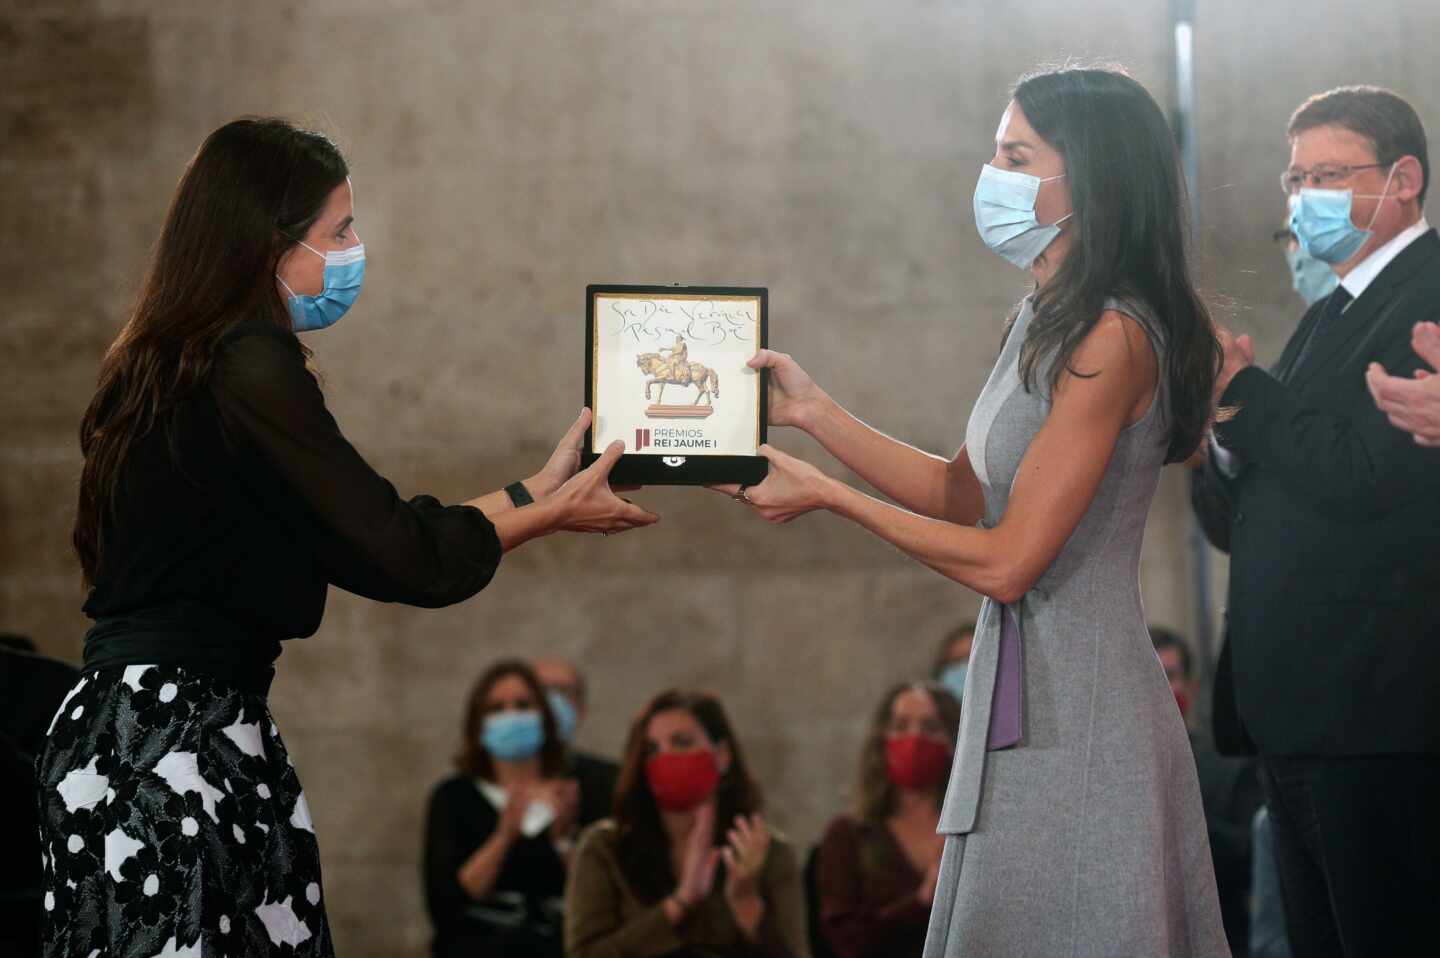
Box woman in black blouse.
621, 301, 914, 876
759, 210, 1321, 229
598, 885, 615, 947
37, 117, 654, 958
424, 660, 579, 958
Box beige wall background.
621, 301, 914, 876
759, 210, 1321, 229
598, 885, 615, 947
5, 1, 1438, 953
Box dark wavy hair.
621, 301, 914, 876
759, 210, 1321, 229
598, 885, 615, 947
73, 117, 348, 584
613, 689, 764, 903
853, 681, 961, 824
1011, 65, 1220, 463
454, 659, 566, 781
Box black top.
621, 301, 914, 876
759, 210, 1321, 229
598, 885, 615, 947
423, 774, 567, 958
1195, 228, 1440, 756
82, 320, 502, 691
569, 749, 621, 829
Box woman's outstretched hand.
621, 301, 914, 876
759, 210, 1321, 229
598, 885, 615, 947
713, 444, 835, 524
528, 408, 593, 498
550, 440, 659, 535
748, 349, 828, 432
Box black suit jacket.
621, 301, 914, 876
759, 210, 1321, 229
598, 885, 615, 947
1193, 228, 1440, 757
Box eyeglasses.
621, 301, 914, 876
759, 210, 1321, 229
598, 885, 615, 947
1280, 162, 1389, 195
1272, 228, 1297, 245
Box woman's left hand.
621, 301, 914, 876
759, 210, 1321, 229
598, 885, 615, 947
722, 814, 770, 932
714, 445, 834, 523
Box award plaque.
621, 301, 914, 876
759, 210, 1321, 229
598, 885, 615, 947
584, 284, 769, 485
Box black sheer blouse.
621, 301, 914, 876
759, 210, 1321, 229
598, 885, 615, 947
82, 320, 502, 691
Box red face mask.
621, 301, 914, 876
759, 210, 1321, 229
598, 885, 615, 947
1173, 688, 1191, 719
645, 749, 721, 812
885, 734, 953, 790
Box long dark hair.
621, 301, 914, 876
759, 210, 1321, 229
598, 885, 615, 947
1011, 65, 1220, 463
853, 682, 961, 824
454, 659, 567, 781
73, 117, 348, 583
613, 689, 764, 903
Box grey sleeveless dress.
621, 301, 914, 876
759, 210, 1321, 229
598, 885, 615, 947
922, 297, 1230, 957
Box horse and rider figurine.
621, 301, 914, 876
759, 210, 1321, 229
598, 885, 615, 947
636, 335, 720, 407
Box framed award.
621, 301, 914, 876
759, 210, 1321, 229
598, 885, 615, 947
584, 284, 769, 485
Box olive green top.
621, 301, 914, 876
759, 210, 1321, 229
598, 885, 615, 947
564, 818, 809, 958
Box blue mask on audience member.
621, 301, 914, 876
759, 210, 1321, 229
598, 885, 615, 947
277, 239, 366, 332
939, 661, 968, 702
546, 690, 578, 744
1284, 244, 1340, 306
1288, 163, 1395, 265
973, 164, 1073, 270
481, 710, 545, 761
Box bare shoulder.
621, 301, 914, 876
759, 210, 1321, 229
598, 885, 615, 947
1072, 310, 1158, 375
1054, 310, 1158, 415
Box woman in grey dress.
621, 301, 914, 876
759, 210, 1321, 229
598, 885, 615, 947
722, 66, 1231, 955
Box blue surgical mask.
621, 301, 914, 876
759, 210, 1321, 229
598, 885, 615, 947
1288, 163, 1395, 265
546, 689, 578, 744
973, 164, 1073, 270
1284, 244, 1340, 306
938, 661, 968, 703
277, 239, 366, 332
481, 710, 545, 762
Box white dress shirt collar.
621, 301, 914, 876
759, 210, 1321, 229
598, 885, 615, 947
1340, 216, 1431, 301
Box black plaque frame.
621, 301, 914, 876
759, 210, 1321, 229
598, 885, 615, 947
583, 284, 769, 486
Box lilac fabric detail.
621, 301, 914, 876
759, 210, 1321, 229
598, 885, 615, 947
986, 605, 1023, 750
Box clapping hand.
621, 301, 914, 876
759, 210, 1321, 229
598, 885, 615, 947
1367, 322, 1440, 446
674, 802, 720, 909
1214, 324, 1255, 401
722, 813, 770, 939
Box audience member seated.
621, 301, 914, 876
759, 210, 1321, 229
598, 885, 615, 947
424, 660, 581, 958
532, 655, 621, 827
1152, 625, 1263, 957
564, 689, 806, 957
928, 622, 976, 705
0, 634, 79, 956
815, 682, 959, 958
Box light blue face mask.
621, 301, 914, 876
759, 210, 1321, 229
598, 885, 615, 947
480, 710, 546, 762
1284, 244, 1340, 306
1288, 163, 1395, 265
546, 689, 578, 744
973, 164, 1073, 270
938, 661, 968, 703
277, 238, 366, 332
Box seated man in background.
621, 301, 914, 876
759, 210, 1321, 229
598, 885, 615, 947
927, 621, 975, 706
532, 655, 620, 829
1152, 626, 1262, 957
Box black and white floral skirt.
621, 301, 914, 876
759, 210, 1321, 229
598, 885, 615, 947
37, 664, 335, 957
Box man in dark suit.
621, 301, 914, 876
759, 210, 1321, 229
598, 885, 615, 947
1194, 85, 1440, 956
530, 656, 619, 831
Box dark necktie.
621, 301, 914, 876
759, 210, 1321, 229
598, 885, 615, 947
1292, 285, 1354, 377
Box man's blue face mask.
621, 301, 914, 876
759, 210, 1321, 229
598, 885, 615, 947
1284, 243, 1340, 306
1288, 163, 1396, 265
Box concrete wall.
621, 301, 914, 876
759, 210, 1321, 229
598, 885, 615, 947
5, 1, 1437, 953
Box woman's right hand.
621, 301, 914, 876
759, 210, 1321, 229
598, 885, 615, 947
497, 782, 534, 841
747, 349, 828, 432
674, 801, 720, 908
548, 441, 659, 535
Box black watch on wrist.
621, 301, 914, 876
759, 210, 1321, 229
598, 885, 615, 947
504, 481, 535, 508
